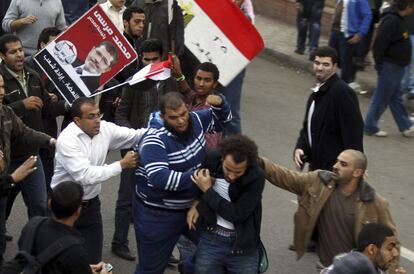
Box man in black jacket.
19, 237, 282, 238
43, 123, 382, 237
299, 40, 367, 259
188, 134, 265, 274
0, 34, 66, 220
294, 46, 364, 171
0, 72, 56, 265
364, 0, 414, 137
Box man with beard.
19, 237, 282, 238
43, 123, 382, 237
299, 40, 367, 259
294, 46, 363, 172
132, 92, 231, 274
322, 223, 405, 274
111, 38, 177, 261
260, 149, 397, 269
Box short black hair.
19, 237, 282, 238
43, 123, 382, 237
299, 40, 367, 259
123, 6, 145, 21
357, 223, 394, 252
314, 46, 338, 65
219, 134, 258, 167
50, 182, 83, 219
195, 62, 220, 82
70, 97, 96, 119
393, 0, 414, 10
159, 92, 185, 115
140, 38, 163, 56
96, 41, 119, 66
37, 27, 61, 50
0, 34, 22, 54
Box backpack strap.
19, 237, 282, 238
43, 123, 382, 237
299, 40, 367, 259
20, 217, 49, 252
35, 235, 82, 266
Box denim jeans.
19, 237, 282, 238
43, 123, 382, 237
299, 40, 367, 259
219, 69, 246, 135
133, 198, 199, 274
195, 232, 259, 274
365, 61, 413, 134
296, 0, 324, 52
6, 156, 47, 219
329, 30, 358, 83
401, 35, 414, 94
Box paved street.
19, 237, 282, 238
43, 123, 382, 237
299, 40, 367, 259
5, 57, 414, 273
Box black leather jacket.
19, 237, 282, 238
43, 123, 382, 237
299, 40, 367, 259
197, 150, 265, 255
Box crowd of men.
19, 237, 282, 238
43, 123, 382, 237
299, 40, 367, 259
0, 0, 411, 273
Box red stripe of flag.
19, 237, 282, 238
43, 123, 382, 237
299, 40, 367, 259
194, 0, 264, 60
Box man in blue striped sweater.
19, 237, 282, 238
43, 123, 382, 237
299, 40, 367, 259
132, 91, 231, 274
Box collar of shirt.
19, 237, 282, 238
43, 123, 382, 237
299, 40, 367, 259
70, 122, 96, 139
311, 82, 325, 93
103, 1, 126, 14
4, 65, 28, 95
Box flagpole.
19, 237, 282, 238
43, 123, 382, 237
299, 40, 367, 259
89, 81, 128, 97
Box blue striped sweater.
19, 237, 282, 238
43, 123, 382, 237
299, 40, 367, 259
134, 100, 232, 210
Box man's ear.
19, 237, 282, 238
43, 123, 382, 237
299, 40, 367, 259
352, 168, 364, 178
213, 81, 218, 89
366, 243, 378, 257
47, 199, 52, 210
75, 207, 81, 218
0, 53, 5, 60
74, 116, 81, 126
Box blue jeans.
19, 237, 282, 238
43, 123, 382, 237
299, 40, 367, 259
133, 198, 199, 274
401, 35, 414, 94
6, 157, 47, 219
219, 70, 246, 135
195, 232, 258, 274
365, 61, 413, 134
296, 0, 324, 52
329, 30, 358, 83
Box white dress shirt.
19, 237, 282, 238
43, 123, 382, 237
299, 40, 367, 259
99, 1, 126, 32
51, 121, 146, 199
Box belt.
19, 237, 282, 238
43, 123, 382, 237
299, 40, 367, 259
207, 226, 237, 238
81, 195, 99, 208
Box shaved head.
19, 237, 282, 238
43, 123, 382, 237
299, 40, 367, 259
342, 149, 367, 171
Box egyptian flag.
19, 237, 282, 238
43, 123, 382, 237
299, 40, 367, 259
92, 55, 172, 96
129, 54, 172, 85
181, 0, 264, 86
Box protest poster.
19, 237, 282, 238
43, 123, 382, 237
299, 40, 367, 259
34, 4, 137, 104
179, 0, 264, 86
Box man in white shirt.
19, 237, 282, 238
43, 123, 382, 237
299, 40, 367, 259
51, 97, 146, 264
100, 0, 127, 32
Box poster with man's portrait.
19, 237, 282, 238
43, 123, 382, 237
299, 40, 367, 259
35, 5, 137, 104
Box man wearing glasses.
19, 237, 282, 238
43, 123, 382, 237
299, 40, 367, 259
51, 97, 147, 264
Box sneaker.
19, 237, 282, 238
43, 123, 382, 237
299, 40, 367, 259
168, 254, 180, 266
349, 82, 361, 92
309, 50, 316, 61
402, 126, 414, 137
372, 130, 388, 137
406, 93, 414, 100
294, 49, 304, 55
